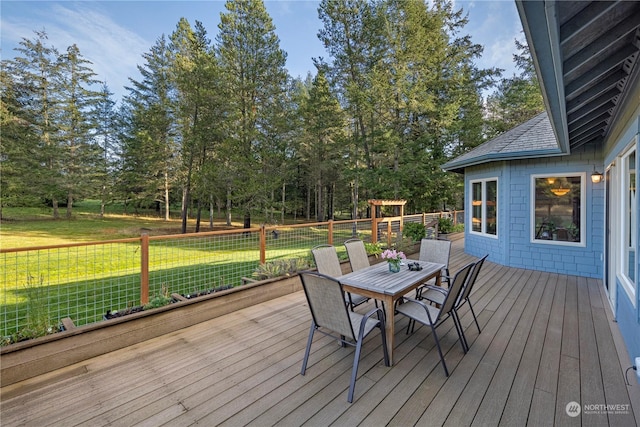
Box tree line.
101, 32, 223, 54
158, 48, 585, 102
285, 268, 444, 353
0, 0, 543, 231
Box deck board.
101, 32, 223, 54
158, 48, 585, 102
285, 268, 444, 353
1, 239, 638, 427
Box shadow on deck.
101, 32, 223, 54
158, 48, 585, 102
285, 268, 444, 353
1, 240, 639, 426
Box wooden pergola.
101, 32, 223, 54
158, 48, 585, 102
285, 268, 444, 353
368, 199, 407, 244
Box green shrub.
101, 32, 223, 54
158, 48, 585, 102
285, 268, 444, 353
438, 217, 454, 234
403, 222, 427, 242
2, 275, 60, 345
252, 257, 310, 280
143, 285, 173, 310
364, 241, 382, 256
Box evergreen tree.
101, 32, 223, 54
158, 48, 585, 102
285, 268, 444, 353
4, 31, 64, 217
170, 18, 223, 232
299, 70, 346, 221
0, 68, 42, 215
94, 82, 118, 217
56, 44, 103, 218
122, 35, 177, 218
216, 0, 289, 227
486, 38, 544, 136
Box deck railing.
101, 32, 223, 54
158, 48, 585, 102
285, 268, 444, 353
1, 211, 463, 337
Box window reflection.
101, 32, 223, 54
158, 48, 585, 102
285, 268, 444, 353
624, 150, 636, 282
470, 179, 497, 236
533, 175, 582, 243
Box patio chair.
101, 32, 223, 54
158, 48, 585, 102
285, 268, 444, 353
415, 238, 452, 299
419, 254, 488, 352
299, 271, 389, 403
395, 262, 474, 376
344, 238, 370, 272
344, 238, 384, 314
311, 244, 369, 311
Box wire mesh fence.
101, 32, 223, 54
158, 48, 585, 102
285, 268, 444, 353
1, 239, 141, 337
1, 212, 463, 340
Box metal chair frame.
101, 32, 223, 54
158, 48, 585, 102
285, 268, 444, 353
300, 272, 389, 402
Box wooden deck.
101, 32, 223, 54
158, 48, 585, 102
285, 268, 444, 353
2, 240, 639, 426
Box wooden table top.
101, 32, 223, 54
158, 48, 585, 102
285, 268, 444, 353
338, 261, 444, 296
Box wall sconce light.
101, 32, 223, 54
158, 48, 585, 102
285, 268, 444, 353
591, 170, 603, 183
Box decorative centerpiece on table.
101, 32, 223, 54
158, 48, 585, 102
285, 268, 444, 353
381, 249, 406, 273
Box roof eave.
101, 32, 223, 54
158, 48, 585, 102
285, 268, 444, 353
516, 0, 570, 155
442, 148, 566, 174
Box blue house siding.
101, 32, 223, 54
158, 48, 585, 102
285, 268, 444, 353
606, 112, 640, 364
464, 163, 506, 265
464, 145, 604, 279
458, 110, 640, 366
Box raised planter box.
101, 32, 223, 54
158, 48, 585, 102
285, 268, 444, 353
0, 274, 302, 387
0, 252, 393, 387
438, 231, 464, 242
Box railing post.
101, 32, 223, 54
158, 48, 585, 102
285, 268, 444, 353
371, 216, 378, 244
140, 233, 149, 305
260, 225, 266, 264
387, 221, 392, 248
328, 220, 334, 245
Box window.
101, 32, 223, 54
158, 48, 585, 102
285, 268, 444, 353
532, 173, 585, 245
620, 145, 636, 299
470, 178, 497, 236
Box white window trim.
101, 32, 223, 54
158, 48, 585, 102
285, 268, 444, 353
530, 172, 586, 247
469, 178, 498, 239
618, 141, 636, 305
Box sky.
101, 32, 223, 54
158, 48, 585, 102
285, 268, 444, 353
0, 0, 524, 103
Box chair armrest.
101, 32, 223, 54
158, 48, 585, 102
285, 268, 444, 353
399, 296, 429, 308
422, 284, 447, 295
357, 306, 385, 338
397, 297, 436, 323
363, 306, 385, 321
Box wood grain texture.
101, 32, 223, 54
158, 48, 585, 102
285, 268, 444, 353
1, 240, 637, 426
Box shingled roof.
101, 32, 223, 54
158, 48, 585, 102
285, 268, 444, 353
442, 111, 562, 174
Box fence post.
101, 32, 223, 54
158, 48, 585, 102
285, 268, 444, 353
140, 233, 149, 305
453, 210, 457, 226
260, 225, 266, 264
387, 221, 392, 248
328, 220, 334, 245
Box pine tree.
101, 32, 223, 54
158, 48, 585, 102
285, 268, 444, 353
122, 35, 177, 219
0, 68, 42, 215
216, 0, 289, 227
486, 38, 544, 136
299, 70, 346, 221
4, 31, 64, 217
56, 44, 103, 218
170, 18, 223, 232
94, 82, 118, 217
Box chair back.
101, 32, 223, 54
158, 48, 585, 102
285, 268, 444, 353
439, 262, 474, 319
300, 272, 356, 341
344, 239, 370, 272
459, 254, 488, 302
311, 244, 343, 277
419, 239, 451, 268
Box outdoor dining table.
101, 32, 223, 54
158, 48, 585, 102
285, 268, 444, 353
338, 260, 445, 365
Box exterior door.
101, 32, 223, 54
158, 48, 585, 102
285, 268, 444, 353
605, 164, 616, 313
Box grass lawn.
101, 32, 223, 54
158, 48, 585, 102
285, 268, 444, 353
1, 200, 260, 249
1, 202, 359, 340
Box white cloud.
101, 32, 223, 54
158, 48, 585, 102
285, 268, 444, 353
48, 3, 149, 100
2, 3, 150, 102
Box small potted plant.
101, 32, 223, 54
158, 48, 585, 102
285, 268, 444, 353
381, 249, 406, 273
